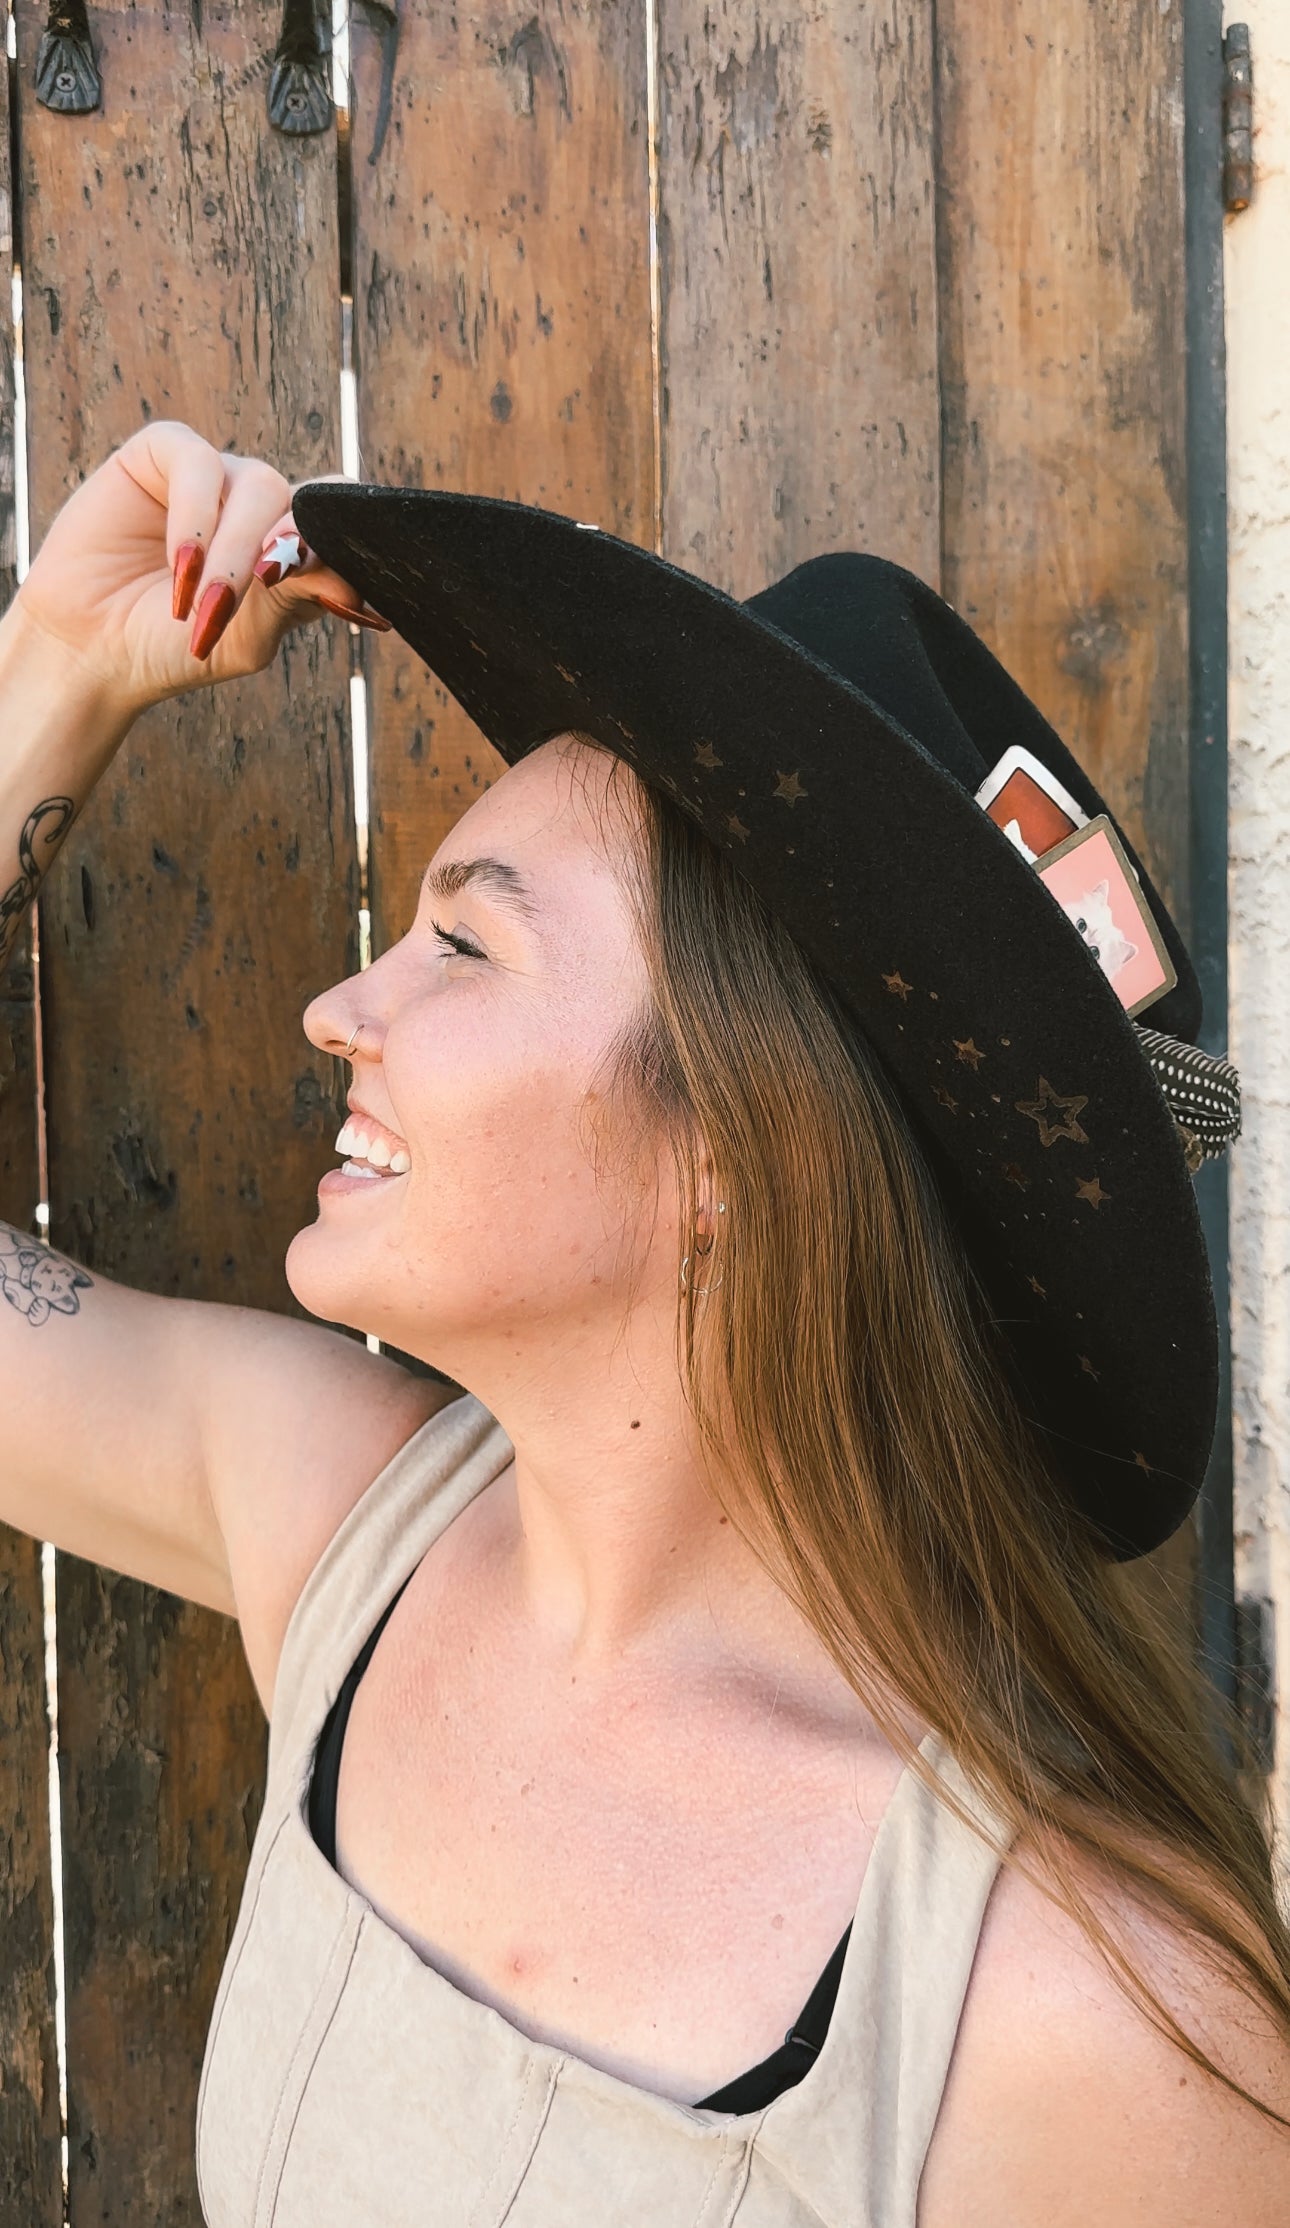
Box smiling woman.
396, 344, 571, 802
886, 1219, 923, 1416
265, 704, 1290, 2219
1, 422, 1285, 2228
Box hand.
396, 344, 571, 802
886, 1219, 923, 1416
11, 420, 389, 717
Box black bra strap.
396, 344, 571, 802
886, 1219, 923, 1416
691, 1920, 852, 2113
307, 1570, 416, 1865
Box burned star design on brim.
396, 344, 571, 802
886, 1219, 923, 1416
289, 482, 1234, 1562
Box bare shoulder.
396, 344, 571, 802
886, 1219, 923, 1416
918, 1820, 1290, 2228
197, 1305, 463, 1716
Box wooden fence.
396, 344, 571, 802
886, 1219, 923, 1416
0, 2, 1220, 2219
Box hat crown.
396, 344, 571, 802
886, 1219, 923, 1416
743, 553, 1202, 1044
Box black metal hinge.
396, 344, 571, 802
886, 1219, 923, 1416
1222, 23, 1254, 214
34, 0, 101, 114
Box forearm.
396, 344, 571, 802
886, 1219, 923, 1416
0, 594, 138, 973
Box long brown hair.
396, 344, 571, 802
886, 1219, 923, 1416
546, 728, 1290, 2130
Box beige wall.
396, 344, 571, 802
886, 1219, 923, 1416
1225, 2, 1290, 1890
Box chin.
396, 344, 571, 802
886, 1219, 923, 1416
283, 1223, 359, 1327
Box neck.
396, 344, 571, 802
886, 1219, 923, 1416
439, 1337, 819, 1684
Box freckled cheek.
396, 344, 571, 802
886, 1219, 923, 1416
385, 1018, 598, 1197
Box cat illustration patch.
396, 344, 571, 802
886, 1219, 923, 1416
1034, 814, 1177, 1018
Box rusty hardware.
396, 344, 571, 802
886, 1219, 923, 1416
1222, 23, 1253, 214
269, 0, 334, 135
353, 1, 401, 166
34, 0, 101, 114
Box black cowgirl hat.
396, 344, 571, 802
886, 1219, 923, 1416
290, 483, 1242, 1562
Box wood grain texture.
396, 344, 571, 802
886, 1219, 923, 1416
0, 37, 63, 2224
13, 2, 356, 2216
348, 0, 655, 957
0, 1535, 62, 2224
934, 0, 1196, 1613
654, 0, 939, 596
936, 0, 1190, 922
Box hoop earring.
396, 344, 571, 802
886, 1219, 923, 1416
680, 1201, 726, 1295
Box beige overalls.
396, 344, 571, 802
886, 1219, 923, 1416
196, 1392, 1015, 2227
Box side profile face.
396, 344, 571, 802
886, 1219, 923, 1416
290, 733, 678, 1385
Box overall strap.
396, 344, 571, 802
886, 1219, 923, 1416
265, 1389, 514, 1800
755, 1729, 1016, 2227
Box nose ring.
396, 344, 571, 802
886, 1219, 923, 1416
343, 1023, 363, 1057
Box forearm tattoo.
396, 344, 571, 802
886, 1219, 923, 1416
0, 795, 76, 973
0, 1219, 92, 1327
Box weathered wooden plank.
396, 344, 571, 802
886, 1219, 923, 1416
0, 31, 64, 2223
655, 0, 940, 596
0, 1534, 62, 2228
936, 0, 1189, 916
935, 0, 1198, 1612
348, 0, 655, 957
14, 1, 356, 2215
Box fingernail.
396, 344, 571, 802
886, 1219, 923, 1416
189, 580, 237, 660
253, 530, 310, 588
172, 541, 205, 621
311, 594, 392, 632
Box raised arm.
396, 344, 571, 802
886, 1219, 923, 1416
0, 425, 448, 1713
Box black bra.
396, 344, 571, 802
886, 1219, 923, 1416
307, 1575, 849, 2114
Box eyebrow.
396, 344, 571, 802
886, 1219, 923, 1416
421, 855, 543, 927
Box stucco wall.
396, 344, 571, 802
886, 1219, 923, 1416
1225, 2, 1290, 1882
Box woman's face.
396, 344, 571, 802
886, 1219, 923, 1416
290, 734, 671, 1366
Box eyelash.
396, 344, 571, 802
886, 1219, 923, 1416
429, 919, 484, 960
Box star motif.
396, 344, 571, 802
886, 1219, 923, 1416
953, 1037, 985, 1068
257, 529, 304, 583
1026, 1274, 1046, 1296
932, 1084, 958, 1112
725, 813, 750, 843
1000, 1161, 1030, 1189
1133, 1451, 1153, 1474
1078, 1355, 1100, 1379
1015, 1077, 1090, 1147
882, 971, 913, 1000
773, 769, 808, 805
1075, 1175, 1110, 1208
695, 740, 723, 770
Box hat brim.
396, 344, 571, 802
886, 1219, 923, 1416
291, 481, 1218, 1560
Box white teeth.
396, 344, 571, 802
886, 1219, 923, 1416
341, 1160, 382, 1180
334, 1118, 412, 1173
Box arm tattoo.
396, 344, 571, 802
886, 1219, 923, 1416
0, 1220, 93, 1328
0, 795, 76, 973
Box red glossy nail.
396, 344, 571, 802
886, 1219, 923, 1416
189, 580, 237, 660
172, 541, 204, 621
311, 593, 392, 632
